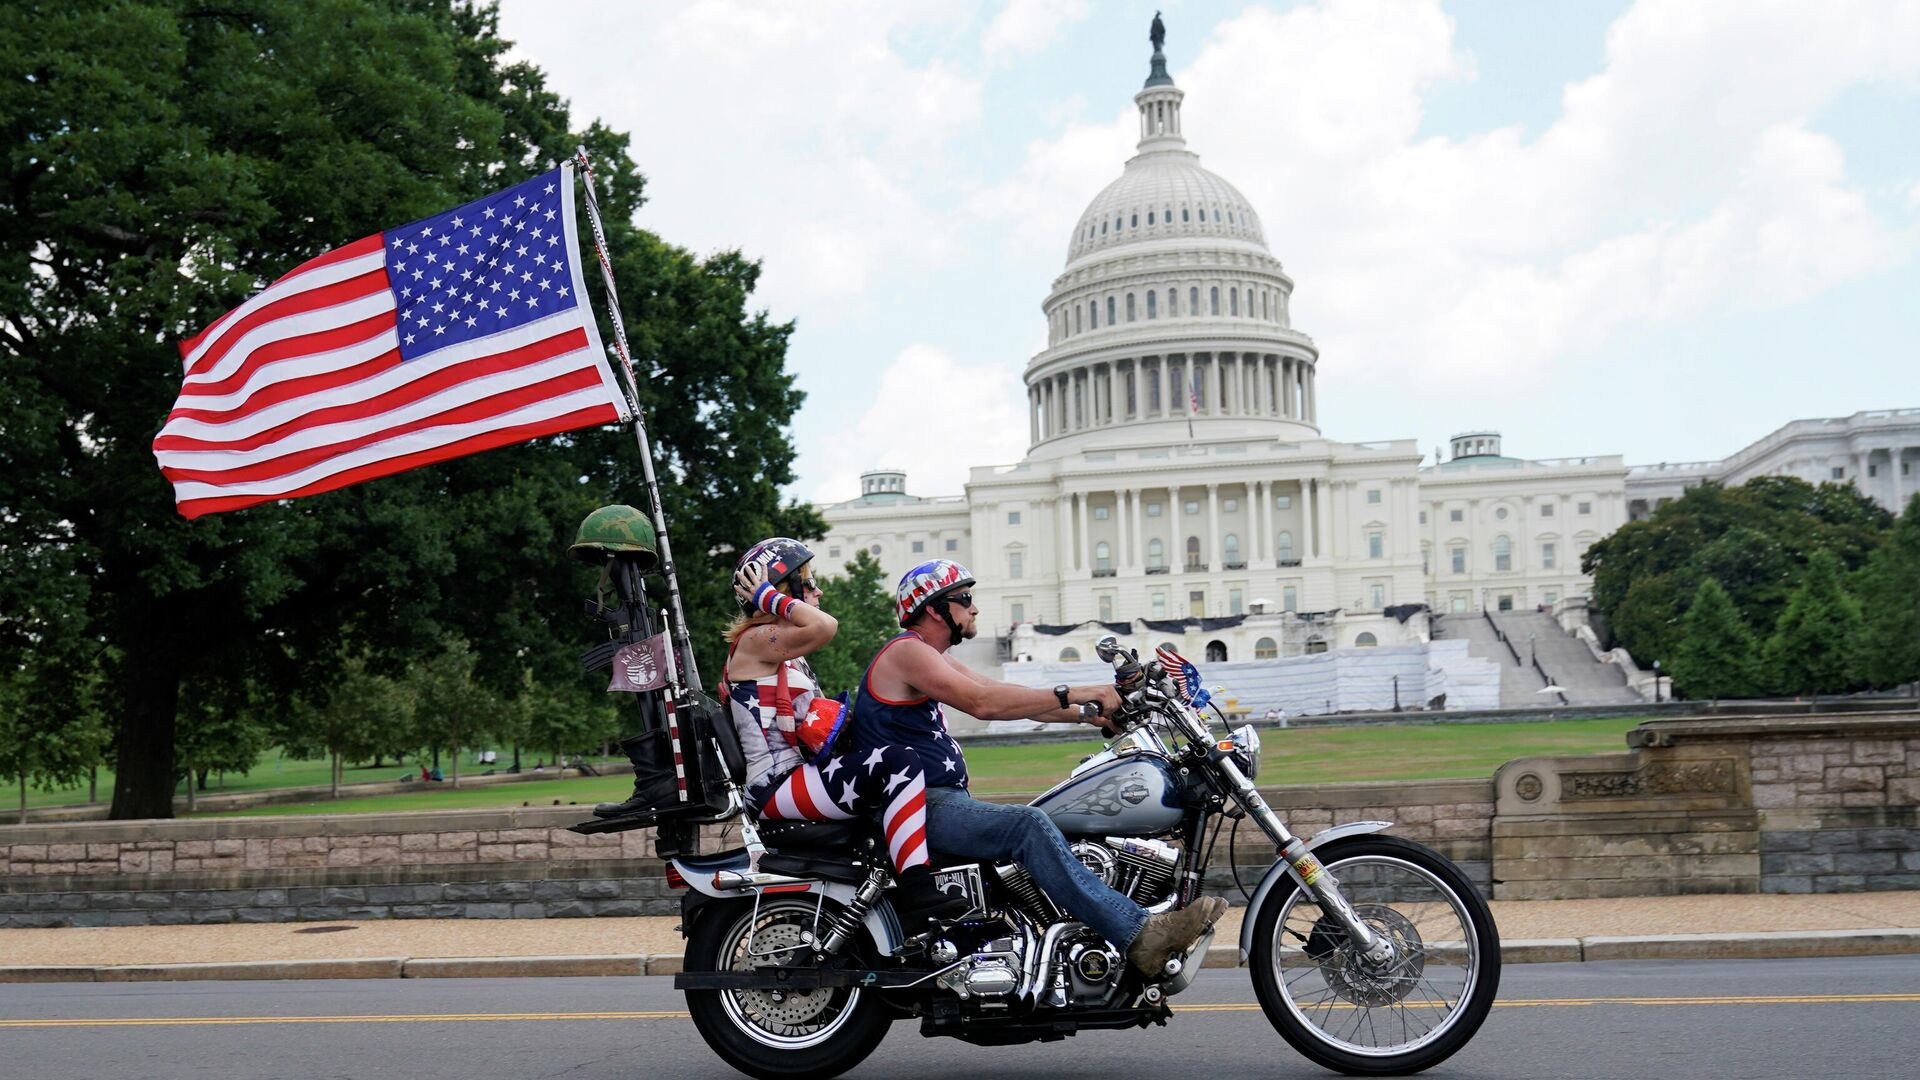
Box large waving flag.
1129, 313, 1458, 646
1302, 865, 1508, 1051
154, 163, 631, 520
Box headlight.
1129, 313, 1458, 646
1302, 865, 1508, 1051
1229, 723, 1261, 780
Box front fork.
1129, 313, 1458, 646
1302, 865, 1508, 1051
1213, 757, 1395, 967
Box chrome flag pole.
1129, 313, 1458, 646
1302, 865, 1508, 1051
572, 146, 701, 694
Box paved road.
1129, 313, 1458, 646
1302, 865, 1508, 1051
2, 956, 1916, 1079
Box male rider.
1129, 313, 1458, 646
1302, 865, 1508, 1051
850, 559, 1226, 977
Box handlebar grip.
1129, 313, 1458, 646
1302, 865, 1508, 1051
1077, 701, 1102, 719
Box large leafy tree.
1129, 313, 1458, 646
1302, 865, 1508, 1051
1584, 478, 1890, 668
809, 550, 899, 696
1858, 493, 1920, 690
3, 2, 816, 818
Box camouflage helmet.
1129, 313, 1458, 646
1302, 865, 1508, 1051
569, 505, 659, 569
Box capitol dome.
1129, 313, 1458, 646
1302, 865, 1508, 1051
1023, 37, 1321, 460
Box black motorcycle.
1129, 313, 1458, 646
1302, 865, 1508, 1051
662, 635, 1499, 1077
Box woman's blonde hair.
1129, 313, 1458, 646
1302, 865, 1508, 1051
724, 610, 775, 647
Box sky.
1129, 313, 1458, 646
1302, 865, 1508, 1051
496, 0, 1920, 504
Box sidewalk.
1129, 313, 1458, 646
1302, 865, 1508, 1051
3, 891, 1917, 983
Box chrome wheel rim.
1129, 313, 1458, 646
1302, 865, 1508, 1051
1268, 854, 1481, 1057
716, 899, 863, 1050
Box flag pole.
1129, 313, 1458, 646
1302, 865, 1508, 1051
572, 147, 702, 694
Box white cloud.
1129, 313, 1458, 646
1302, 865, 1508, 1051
982, 0, 1091, 58
984, 0, 1920, 410
499, 1, 982, 322
807, 344, 1031, 501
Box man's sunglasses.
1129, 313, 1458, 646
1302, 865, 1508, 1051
941, 591, 975, 609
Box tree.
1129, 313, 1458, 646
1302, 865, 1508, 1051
1762, 549, 1865, 697
405, 637, 502, 788
808, 550, 899, 696
1585, 477, 1890, 666
4, 3, 816, 817
1669, 579, 1759, 701
1858, 492, 1920, 690
282, 655, 412, 800
0, 656, 110, 824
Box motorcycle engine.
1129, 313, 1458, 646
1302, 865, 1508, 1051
1069, 837, 1181, 907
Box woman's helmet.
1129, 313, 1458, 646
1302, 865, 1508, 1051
896, 559, 975, 627
735, 537, 815, 615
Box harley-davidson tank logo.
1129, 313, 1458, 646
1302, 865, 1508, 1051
1119, 780, 1150, 806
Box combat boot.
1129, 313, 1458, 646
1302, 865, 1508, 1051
592, 733, 677, 818
1127, 895, 1227, 976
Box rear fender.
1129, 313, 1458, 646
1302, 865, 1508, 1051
1235, 821, 1393, 964
669, 852, 906, 956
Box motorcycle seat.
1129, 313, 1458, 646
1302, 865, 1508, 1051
755, 819, 865, 850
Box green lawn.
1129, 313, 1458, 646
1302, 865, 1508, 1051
201, 717, 1640, 818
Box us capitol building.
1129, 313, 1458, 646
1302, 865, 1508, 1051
818, 36, 1919, 680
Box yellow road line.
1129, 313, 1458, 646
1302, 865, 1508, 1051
3, 994, 1917, 1029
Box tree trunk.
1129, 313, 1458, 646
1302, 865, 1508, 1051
331, 752, 341, 799
184, 772, 196, 813
196, 767, 209, 792
88, 765, 97, 805
372, 754, 384, 769
108, 635, 182, 820
450, 741, 460, 789
511, 744, 521, 772
17, 773, 26, 826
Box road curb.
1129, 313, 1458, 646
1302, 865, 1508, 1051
5, 929, 1918, 984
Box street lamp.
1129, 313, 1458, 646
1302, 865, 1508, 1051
1652, 659, 1663, 703
1528, 632, 1536, 667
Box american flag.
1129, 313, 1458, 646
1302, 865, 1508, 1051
1189, 370, 1203, 414
154, 163, 631, 520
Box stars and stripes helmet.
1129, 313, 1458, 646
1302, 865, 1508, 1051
735, 537, 815, 615
896, 559, 975, 626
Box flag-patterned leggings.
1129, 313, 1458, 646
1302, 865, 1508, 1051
754, 744, 929, 872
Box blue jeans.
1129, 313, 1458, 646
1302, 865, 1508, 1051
923, 785, 1148, 950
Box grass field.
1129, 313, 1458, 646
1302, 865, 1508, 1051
202, 717, 1641, 818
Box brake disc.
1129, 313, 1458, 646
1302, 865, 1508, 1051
733, 920, 837, 1028
1315, 905, 1426, 1008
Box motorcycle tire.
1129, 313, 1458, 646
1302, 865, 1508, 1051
684, 896, 893, 1080
1249, 835, 1500, 1076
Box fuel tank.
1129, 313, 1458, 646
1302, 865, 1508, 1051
1030, 750, 1183, 837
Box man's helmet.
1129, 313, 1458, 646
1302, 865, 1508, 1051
569, 505, 658, 570
735, 537, 815, 615
896, 559, 975, 627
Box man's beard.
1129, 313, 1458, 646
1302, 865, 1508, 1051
960, 622, 978, 641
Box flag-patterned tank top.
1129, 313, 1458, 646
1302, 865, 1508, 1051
851, 632, 968, 789
724, 647, 819, 807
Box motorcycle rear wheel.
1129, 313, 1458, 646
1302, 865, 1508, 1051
1249, 835, 1500, 1076
684, 896, 893, 1080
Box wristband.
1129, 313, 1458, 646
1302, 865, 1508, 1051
752, 582, 797, 620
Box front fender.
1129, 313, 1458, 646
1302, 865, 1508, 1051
1235, 821, 1393, 964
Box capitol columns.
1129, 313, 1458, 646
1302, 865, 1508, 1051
1055, 495, 1074, 575
1106, 361, 1121, 425
1131, 486, 1147, 569
1076, 490, 1091, 572
1207, 483, 1222, 568
1301, 478, 1317, 559
1254, 480, 1270, 563
1029, 385, 1041, 443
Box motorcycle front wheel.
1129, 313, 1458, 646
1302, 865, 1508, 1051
1249, 835, 1500, 1076
684, 896, 893, 1080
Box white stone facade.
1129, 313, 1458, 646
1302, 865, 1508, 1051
815, 50, 1919, 678
1626, 409, 1920, 520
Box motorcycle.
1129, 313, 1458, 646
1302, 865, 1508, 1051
666, 635, 1500, 1078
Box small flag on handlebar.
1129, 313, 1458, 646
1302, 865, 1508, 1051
1154, 645, 1207, 708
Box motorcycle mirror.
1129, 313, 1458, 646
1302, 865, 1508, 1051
1094, 636, 1122, 663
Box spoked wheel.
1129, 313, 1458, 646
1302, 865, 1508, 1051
684, 896, 892, 1080
1249, 836, 1500, 1075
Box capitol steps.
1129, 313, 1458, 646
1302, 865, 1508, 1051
1488, 611, 1645, 707
1435, 613, 1550, 708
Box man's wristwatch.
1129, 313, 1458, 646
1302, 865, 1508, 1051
1053, 684, 1071, 710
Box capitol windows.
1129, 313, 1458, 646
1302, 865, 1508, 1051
1578, 501, 1592, 515
1089, 300, 1098, 329
1146, 501, 1163, 517
1184, 499, 1200, 515
912, 540, 924, 554
1495, 506, 1509, 521
1283, 585, 1298, 612
946, 539, 959, 552
1189, 286, 1200, 314
1213, 209, 1221, 222
1060, 647, 1081, 662
1224, 498, 1239, 512
1544, 590, 1558, 606
1126, 293, 1136, 322
1230, 289, 1239, 316
1832, 466, 1846, 480
1229, 588, 1244, 615
828, 546, 841, 558
1540, 503, 1555, 518
1007, 510, 1021, 525
1493, 535, 1512, 572
1093, 506, 1110, 520
1450, 546, 1466, 574
1182, 207, 1191, 222
1101, 221, 1107, 234
1224, 534, 1241, 565
1131, 213, 1138, 228
1367, 489, 1381, 504
1421, 544, 1430, 575
1008, 549, 1025, 579
1419, 511, 1427, 525
1370, 584, 1386, 608
1185, 536, 1202, 569
1275, 495, 1291, 509
1147, 290, 1157, 319
1147, 211, 1154, 225
1542, 542, 1556, 569
1010, 601, 1025, 624
870, 544, 883, 556
1247, 288, 1255, 315
1147, 538, 1165, 569
1449, 508, 1463, 523
1107, 296, 1117, 325
1355, 632, 1378, 647
1255, 637, 1278, 660
1277, 531, 1294, 562
1367, 530, 1383, 559
1099, 594, 1114, 621
1151, 591, 1167, 617
1210, 286, 1220, 315
1190, 591, 1206, 617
